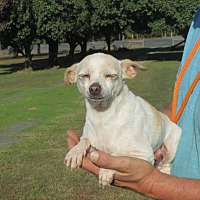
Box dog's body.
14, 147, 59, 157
64, 53, 182, 187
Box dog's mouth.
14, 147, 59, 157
89, 96, 105, 101
87, 93, 106, 101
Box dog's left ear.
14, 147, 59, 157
121, 59, 147, 79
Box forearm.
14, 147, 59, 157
136, 169, 200, 200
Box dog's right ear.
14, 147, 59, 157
64, 64, 78, 86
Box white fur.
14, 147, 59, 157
64, 53, 182, 187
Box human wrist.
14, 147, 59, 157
136, 168, 162, 197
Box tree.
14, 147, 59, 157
33, 0, 92, 65
63, 0, 92, 59
122, 0, 150, 34
149, 0, 199, 39
91, 0, 130, 51
0, 0, 36, 69
33, 0, 69, 67
121, 0, 199, 39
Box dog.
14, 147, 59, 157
64, 53, 182, 187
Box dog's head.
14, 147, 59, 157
64, 53, 147, 107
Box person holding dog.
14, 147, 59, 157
66, 7, 200, 200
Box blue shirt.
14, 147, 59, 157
171, 8, 200, 178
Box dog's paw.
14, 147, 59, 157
64, 146, 86, 169
159, 163, 171, 174
99, 168, 116, 188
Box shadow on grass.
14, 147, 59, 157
0, 46, 183, 75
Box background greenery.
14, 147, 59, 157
0, 48, 181, 199
0, 0, 198, 68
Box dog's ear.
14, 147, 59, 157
64, 64, 78, 86
121, 59, 147, 79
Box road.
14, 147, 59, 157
1, 36, 184, 55
36, 36, 184, 54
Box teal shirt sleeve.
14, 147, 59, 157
171, 8, 200, 178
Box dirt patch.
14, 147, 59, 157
0, 91, 26, 103
0, 121, 35, 148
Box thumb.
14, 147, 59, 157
89, 151, 133, 173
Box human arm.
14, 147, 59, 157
67, 130, 200, 200
89, 150, 200, 200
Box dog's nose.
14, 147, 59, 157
89, 82, 101, 95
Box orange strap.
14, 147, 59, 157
172, 38, 200, 123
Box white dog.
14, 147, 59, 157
64, 53, 181, 187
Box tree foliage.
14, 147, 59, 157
149, 0, 199, 38
0, 0, 12, 31
32, 0, 69, 67
91, 0, 127, 50
63, 0, 92, 58
0, 0, 36, 69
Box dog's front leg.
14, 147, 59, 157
99, 168, 116, 188
98, 153, 118, 187
65, 138, 90, 169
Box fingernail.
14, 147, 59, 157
90, 151, 99, 162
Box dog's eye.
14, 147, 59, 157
105, 74, 118, 79
79, 74, 90, 79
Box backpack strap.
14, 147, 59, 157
172, 38, 200, 123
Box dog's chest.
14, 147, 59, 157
90, 122, 122, 154
85, 109, 134, 154
83, 91, 166, 155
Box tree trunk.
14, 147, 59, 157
37, 43, 41, 55
48, 39, 58, 68
105, 34, 111, 51
68, 41, 78, 60
79, 39, 87, 55
24, 45, 33, 70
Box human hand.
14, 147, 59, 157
66, 130, 161, 193
160, 102, 172, 119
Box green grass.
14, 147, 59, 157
0, 50, 180, 199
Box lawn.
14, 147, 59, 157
0, 49, 181, 200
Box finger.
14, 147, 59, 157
81, 157, 100, 176
67, 130, 80, 143
154, 149, 163, 166
159, 102, 172, 119
67, 136, 78, 151
89, 151, 135, 173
